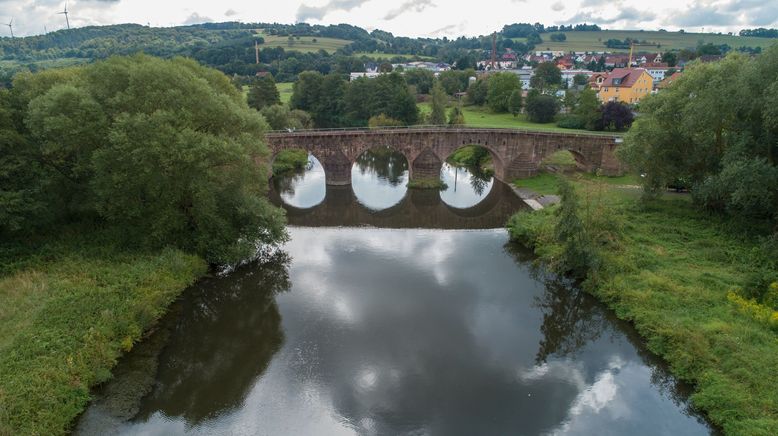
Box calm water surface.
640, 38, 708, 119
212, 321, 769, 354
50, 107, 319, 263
76, 149, 714, 435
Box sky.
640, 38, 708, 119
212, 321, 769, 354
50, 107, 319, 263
0, 0, 776, 38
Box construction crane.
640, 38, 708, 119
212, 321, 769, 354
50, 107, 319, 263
628, 40, 660, 66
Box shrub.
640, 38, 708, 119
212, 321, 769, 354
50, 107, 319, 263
368, 113, 404, 127
556, 115, 586, 129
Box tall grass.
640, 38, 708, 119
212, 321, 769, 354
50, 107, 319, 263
508, 174, 778, 434
0, 231, 207, 435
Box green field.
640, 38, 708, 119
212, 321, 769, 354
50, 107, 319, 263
353, 52, 435, 60
419, 102, 614, 135
518, 30, 778, 52
277, 82, 293, 104
257, 34, 351, 53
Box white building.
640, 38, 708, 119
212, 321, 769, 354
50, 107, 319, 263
560, 70, 596, 88
349, 72, 382, 81
392, 61, 451, 73
499, 67, 534, 90
645, 67, 672, 84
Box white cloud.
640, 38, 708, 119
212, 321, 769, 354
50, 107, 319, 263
0, 0, 774, 38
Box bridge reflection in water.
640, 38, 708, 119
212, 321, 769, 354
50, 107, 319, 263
269, 179, 527, 230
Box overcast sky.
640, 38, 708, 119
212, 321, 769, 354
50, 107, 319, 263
0, 0, 776, 38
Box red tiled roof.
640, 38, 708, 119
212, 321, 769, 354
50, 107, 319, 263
657, 71, 683, 89
601, 68, 648, 88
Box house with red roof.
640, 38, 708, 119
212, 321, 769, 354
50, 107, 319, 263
597, 68, 654, 104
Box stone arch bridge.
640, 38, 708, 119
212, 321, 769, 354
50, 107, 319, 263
265, 127, 624, 185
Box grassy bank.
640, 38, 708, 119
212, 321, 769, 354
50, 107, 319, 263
507, 174, 778, 434
0, 231, 207, 435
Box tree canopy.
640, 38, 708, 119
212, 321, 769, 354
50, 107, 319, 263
487, 72, 521, 113
621, 46, 778, 220
1, 54, 287, 263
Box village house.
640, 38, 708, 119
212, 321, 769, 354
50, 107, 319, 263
605, 55, 629, 68
588, 72, 608, 91
655, 71, 683, 91
643, 64, 672, 84
597, 68, 654, 104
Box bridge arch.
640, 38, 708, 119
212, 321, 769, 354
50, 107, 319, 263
271, 152, 327, 210
351, 145, 410, 211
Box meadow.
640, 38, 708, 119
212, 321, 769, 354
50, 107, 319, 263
419, 102, 615, 135
257, 34, 352, 53
515, 30, 777, 52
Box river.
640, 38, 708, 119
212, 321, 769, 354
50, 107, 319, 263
75, 149, 715, 435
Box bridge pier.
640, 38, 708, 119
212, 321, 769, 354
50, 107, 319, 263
321, 151, 353, 185
409, 148, 443, 185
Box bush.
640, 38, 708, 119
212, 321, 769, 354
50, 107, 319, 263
597, 101, 634, 131
525, 92, 560, 123
368, 113, 404, 127
556, 115, 586, 129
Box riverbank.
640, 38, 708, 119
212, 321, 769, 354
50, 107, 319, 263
0, 230, 207, 435
507, 174, 778, 435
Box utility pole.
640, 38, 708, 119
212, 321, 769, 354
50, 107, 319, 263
255, 40, 260, 64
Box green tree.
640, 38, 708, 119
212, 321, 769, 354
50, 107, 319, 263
530, 62, 562, 91
573, 88, 601, 130
525, 91, 560, 123
247, 75, 281, 111
621, 47, 778, 220
487, 72, 521, 113
466, 77, 489, 106
260, 104, 313, 130
554, 178, 596, 279
508, 89, 523, 117
572, 73, 589, 87
429, 80, 448, 125
405, 69, 435, 94
7, 55, 287, 263
448, 106, 465, 125
290, 71, 324, 113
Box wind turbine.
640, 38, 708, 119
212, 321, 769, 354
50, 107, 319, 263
5, 18, 13, 38
58, 1, 70, 30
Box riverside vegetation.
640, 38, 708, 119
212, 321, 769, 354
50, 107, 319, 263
0, 55, 287, 435
508, 46, 778, 435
